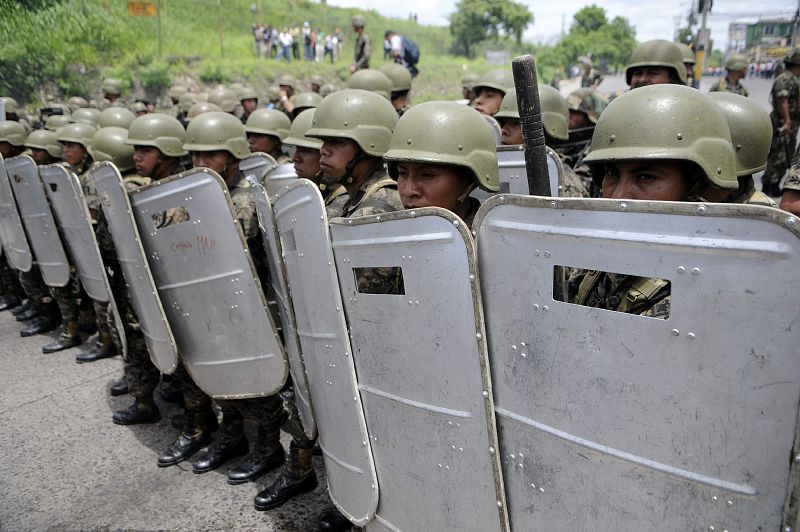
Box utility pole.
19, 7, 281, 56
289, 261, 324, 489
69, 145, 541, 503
157, 0, 162, 58
693, 0, 711, 89
793, 0, 799, 47
218, 0, 224, 58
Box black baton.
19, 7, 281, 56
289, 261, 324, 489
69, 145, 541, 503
512, 54, 550, 196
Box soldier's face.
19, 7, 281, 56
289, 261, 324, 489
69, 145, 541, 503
396, 162, 472, 212
247, 133, 280, 155
474, 88, 505, 116
0, 141, 15, 158
133, 146, 162, 176
319, 137, 359, 180
498, 117, 524, 145
292, 146, 321, 180
569, 110, 591, 129
600, 160, 690, 201
61, 141, 88, 166
30, 148, 57, 165
191, 150, 232, 175
242, 99, 258, 114
629, 66, 672, 89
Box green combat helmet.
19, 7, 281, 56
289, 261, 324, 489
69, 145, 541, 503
101, 78, 123, 97
462, 72, 480, 90
88, 126, 135, 173
291, 92, 323, 111
186, 101, 222, 121
306, 89, 398, 156
56, 122, 98, 148
380, 63, 413, 93
178, 93, 197, 113
25, 129, 63, 159
168, 84, 187, 100
266, 85, 282, 103
67, 96, 89, 111
184, 111, 249, 160
283, 109, 322, 150
1, 97, 19, 115
207, 87, 238, 113
245, 109, 291, 141
129, 101, 147, 115
309, 75, 325, 91
277, 75, 297, 93
681, 44, 696, 66
0, 121, 27, 146
625, 39, 687, 85
238, 87, 258, 103
473, 69, 515, 95
45, 115, 74, 131
384, 101, 498, 192
98, 107, 135, 129
566, 88, 608, 124
725, 54, 748, 72
493, 91, 519, 119
583, 84, 736, 189
72, 108, 102, 127
346, 69, 393, 100
351, 14, 366, 28
125, 113, 187, 157
707, 92, 771, 176
538, 86, 569, 141
319, 84, 338, 97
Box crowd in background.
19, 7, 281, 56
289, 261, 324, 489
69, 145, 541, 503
251, 22, 344, 64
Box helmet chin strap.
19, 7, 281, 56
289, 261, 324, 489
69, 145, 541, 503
342, 149, 367, 184
457, 183, 476, 204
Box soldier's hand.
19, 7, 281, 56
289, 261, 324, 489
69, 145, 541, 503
780, 121, 793, 136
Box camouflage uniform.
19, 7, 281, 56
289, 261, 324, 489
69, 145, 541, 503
785, 161, 800, 193
556, 154, 590, 198
762, 70, 800, 193
708, 77, 749, 97
569, 270, 671, 319
321, 183, 348, 220
0, 256, 22, 302
18, 267, 54, 311
353, 32, 372, 71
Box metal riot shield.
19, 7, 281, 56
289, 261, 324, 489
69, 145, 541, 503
272, 180, 377, 525
496, 145, 561, 196
239, 152, 277, 189
5, 155, 70, 286
253, 182, 316, 439
128, 168, 287, 399
90, 162, 179, 374
475, 196, 800, 531
329, 208, 509, 532
40, 163, 126, 357
262, 162, 297, 200
0, 154, 32, 272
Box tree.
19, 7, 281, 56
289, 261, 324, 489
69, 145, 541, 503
449, 0, 533, 57
572, 5, 607, 33
550, 5, 636, 72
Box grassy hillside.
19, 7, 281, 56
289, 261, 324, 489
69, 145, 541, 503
1, 0, 505, 107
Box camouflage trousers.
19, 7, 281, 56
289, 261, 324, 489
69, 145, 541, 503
173, 362, 212, 412
0, 254, 22, 300
762, 125, 799, 187
18, 266, 53, 307
49, 269, 81, 322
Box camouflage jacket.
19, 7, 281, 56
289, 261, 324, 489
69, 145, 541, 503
785, 167, 800, 192
569, 270, 671, 319
353, 32, 372, 70
556, 151, 590, 198
709, 77, 749, 97
770, 71, 800, 123
726, 175, 777, 207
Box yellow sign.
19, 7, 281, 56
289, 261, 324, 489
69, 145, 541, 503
128, 1, 157, 17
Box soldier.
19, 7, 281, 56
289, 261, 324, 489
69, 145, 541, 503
472, 69, 514, 116
380, 62, 413, 116
17, 129, 65, 337
186, 101, 222, 122
0, 122, 29, 312
129, 101, 148, 117
625, 39, 687, 89
494, 88, 589, 198
680, 44, 696, 87
461, 72, 480, 104
579, 56, 602, 88
571, 84, 739, 316
709, 54, 749, 96
98, 107, 135, 129
288, 91, 322, 119
207, 87, 239, 116
100, 78, 124, 108
72, 108, 102, 128
385, 101, 498, 227
346, 69, 392, 100
309, 75, 325, 94
275, 75, 297, 117
708, 92, 775, 206
761, 48, 800, 197
176, 93, 196, 126
283, 108, 346, 208
244, 109, 291, 164
175, 113, 317, 509
564, 88, 608, 195
349, 15, 371, 73
44, 115, 74, 131
319, 83, 337, 98
304, 87, 402, 532
781, 164, 800, 216
238, 87, 259, 123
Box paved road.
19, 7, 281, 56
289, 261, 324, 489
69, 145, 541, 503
0, 310, 332, 531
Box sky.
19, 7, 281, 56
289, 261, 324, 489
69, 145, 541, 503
325, 0, 799, 50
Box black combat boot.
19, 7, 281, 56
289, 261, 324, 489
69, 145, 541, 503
109, 376, 129, 396
0, 295, 21, 312
112, 399, 161, 425
157, 408, 213, 467
14, 304, 39, 322
226, 426, 285, 485
253, 443, 318, 511
317, 507, 353, 531
11, 299, 33, 316
42, 320, 82, 353
75, 331, 116, 363
78, 306, 97, 335
20, 302, 59, 337
191, 417, 248, 474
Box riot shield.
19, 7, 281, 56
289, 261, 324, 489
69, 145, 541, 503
253, 182, 316, 439
128, 168, 287, 399
90, 162, 179, 374
261, 162, 297, 199
272, 180, 377, 525
329, 208, 508, 532
239, 152, 277, 188
496, 145, 561, 196
5, 155, 70, 287
475, 195, 800, 531
40, 163, 126, 357
0, 154, 32, 272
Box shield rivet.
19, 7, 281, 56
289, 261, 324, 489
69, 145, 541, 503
677, 266, 685, 274
533, 304, 539, 310
534, 249, 540, 256
726, 500, 733, 506
521, 353, 527, 358
406, 139, 412, 145
691, 267, 701, 275
489, 446, 495, 454
496, 501, 503, 508
499, 195, 505, 203
687, 332, 696, 340
787, 217, 797, 227
671, 329, 680, 336
549, 200, 557, 208
708, 527, 715, 531
482, 390, 489, 397
785, 527, 793, 532
696, 205, 707, 215
362, 441, 366, 446
543, 251, 550, 258
457, 144, 464, 151
609, 135, 616, 142
453, 219, 459, 227
717, 167, 722, 174
469, 274, 475, 281
677, 133, 683, 140
619, 202, 628, 212
712, 496, 719, 502
476, 332, 482, 340
410, 210, 416, 217
542, 306, 549, 312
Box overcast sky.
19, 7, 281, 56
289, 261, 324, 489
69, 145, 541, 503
326, 0, 798, 49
